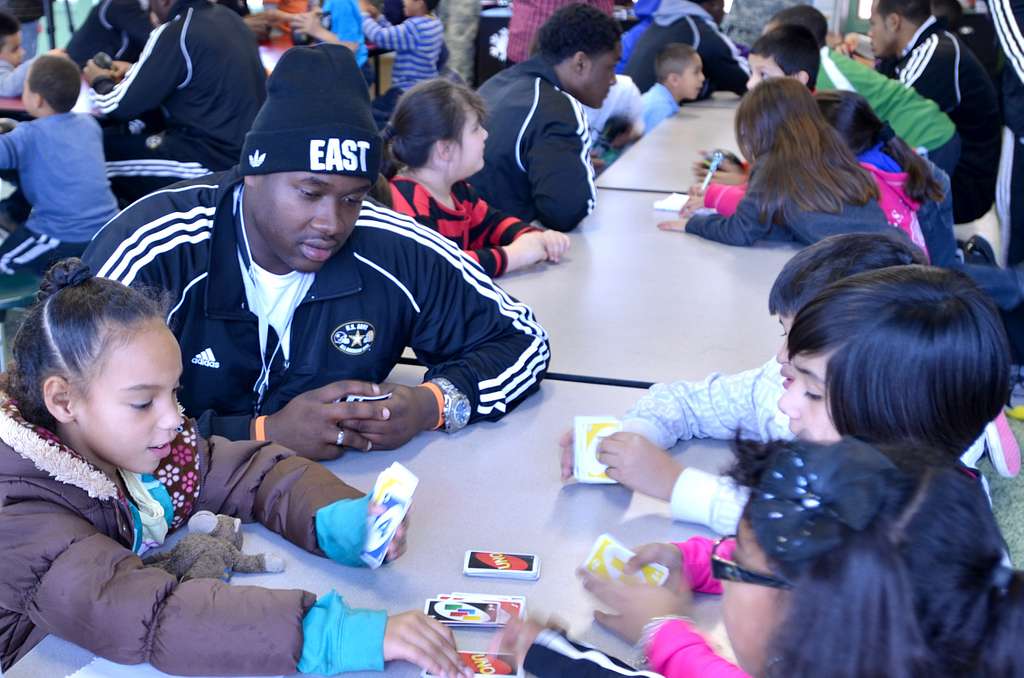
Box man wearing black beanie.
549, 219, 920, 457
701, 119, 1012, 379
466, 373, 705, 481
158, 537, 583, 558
84, 44, 549, 462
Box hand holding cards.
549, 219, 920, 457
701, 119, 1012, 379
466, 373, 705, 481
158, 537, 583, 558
573, 416, 622, 483
361, 461, 418, 568
582, 533, 669, 587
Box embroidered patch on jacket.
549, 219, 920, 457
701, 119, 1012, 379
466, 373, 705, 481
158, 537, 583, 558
331, 320, 376, 355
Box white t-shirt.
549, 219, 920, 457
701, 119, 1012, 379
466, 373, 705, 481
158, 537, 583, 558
583, 74, 646, 139
239, 255, 314, 361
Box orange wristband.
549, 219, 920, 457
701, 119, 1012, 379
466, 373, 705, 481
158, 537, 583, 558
419, 382, 445, 430
254, 415, 269, 441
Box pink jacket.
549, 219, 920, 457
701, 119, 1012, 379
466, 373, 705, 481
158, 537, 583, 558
645, 537, 749, 678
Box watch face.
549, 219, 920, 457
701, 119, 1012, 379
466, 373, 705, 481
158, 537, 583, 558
453, 399, 471, 426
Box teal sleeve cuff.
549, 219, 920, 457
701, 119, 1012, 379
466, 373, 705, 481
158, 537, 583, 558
315, 494, 371, 567
299, 591, 387, 674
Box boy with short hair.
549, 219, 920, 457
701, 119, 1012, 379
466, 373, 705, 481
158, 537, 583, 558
0, 55, 118, 274
470, 4, 620, 232
746, 23, 820, 89
0, 10, 29, 97
360, 0, 443, 124
641, 42, 704, 131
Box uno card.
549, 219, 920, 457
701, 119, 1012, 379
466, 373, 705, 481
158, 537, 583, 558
422, 651, 519, 677
334, 393, 393, 403
573, 416, 622, 483
464, 550, 540, 580
424, 597, 522, 626
582, 533, 669, 587
360, 462, 418, 568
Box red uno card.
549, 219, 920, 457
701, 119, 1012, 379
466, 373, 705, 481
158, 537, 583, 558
463, 550, 540, 580
422, 651, 519, 677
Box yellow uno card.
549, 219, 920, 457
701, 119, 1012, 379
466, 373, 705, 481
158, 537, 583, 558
573, 416, 622, 484
582, 533, 669, 587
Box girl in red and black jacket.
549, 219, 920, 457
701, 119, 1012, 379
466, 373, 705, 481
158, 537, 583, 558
385, 79, 571, 277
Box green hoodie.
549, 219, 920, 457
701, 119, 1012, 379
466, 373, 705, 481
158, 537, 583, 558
817, 47, 956, 152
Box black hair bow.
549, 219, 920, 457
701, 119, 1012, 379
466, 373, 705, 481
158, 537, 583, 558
749, 438, 899, 562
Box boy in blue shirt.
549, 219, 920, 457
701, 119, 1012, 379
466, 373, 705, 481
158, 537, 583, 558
0, 55, 118, 274
289, 0, 373, 82
360, 0, 443, 125
641, 42, 704, 132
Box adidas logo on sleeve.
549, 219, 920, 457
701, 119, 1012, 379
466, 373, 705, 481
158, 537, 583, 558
191, 348, 220, 369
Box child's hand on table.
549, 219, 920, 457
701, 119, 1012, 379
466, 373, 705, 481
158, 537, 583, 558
383, 612, 472, 678
627, 542, 686, 591
578, 568, 694, 644
596, 432, 683, 501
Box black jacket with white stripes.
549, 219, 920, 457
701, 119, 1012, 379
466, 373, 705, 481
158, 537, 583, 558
991, 0, 1024, 133
81, 168, 550, 441
523, 629, 663, 677
878, 16, 1001, 192
92, 0, 267, 173
469, 56, 597, 233
65, 0, 153, 68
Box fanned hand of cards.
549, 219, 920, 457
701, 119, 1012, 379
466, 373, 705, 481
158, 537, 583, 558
463, 550, 540, 580
424, 593, 525, 628
360, 461, 417, 568
573, 416, 622, 484
582, 533, 670, 587
421, 651, 521, 677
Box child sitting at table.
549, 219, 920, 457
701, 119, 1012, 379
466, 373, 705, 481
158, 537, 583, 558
0, 55, 118, 275
641, 42, 705, 133
510, 436, 1024, 677
659, 78, 892, 246
386, 78, 571, 277
0, 10, 30, 97
360, 0, 443, 126
289, 0, 373, 83
559, 235, 1019, 533
0, 259, 470, 678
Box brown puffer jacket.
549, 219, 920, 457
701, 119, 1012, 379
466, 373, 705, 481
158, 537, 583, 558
0, 395, 364, 675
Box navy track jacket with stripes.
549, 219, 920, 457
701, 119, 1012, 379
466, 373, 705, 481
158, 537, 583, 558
82, 168, 550, 441
991, 0, 1024, 134
470, 56, 598, 233
92, 0, 267, 173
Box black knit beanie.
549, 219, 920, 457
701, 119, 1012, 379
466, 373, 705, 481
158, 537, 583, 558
240, 44, 382, 181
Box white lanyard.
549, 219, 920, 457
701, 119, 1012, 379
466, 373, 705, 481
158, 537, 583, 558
234, 186, 312, 414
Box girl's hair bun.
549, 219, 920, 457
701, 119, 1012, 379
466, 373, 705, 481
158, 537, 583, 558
39, 258, 93, 301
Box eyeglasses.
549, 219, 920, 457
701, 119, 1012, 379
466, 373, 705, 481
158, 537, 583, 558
711, 535, 792, 590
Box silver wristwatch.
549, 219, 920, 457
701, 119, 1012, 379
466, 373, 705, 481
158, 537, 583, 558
431, 377, 470, 433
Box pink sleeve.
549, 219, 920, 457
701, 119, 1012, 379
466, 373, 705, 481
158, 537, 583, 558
647, 619, 750, 678
672, 536, 735, 595
703, 183, 748, 217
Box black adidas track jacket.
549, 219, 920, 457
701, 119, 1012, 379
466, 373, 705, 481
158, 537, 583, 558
82, 169, 550, 440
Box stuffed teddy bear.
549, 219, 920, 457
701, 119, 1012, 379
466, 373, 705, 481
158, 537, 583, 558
144, 511, 285, 582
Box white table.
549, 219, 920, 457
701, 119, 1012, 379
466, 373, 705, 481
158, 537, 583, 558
4, 368, 736, 678
499, 189, 797, 384
597, 98, 741, 194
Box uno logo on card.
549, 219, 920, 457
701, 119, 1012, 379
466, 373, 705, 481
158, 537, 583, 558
467, 653, 514, 674
478, 552, 529, 571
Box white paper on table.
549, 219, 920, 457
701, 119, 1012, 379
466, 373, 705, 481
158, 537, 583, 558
653, 193, 689, 212
67, 657, 283, 678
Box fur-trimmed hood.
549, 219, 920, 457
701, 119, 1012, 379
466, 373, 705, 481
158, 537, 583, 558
0, 394, 119, 500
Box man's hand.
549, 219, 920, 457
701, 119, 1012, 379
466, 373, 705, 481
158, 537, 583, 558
578, 569, 693, 644
341, 383, 441, 451
383, 612, 472, 677
596, 432, 683, 501
83, 59, 115, 87
263, 380, 384, 459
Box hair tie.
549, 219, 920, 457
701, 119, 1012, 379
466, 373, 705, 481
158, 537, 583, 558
381, 124, 396, 143
877, 123, 897, 145
39, 259, 93, 302
991, 564, 1014, 595
748, 438, 900, 562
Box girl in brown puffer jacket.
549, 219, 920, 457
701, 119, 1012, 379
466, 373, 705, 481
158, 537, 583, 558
0, 259, 471, 678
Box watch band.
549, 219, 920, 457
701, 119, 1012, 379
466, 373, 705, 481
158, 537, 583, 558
430, 377, 469, 433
